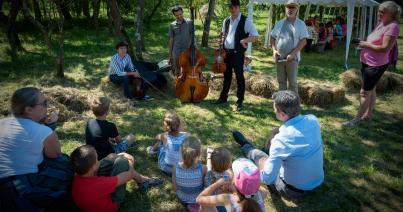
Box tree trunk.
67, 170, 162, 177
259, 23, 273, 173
21, 0, 53, 56
32, 0, 42, 21
271, 5, 276, 26
7, 0, 23, 51
201, 0, 215, 47
54, 0, 64, 78
0, 0, 7, 24
135, 0, 145, 60
82, 0, 90, 19
92, 0, 100, 29
60, 0, 71, 20
144, 0, 162, 25
107, 0, 134, 58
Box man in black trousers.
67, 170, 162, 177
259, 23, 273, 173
214, 0, 259, 111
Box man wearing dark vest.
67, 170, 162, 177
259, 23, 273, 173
214, 0, 259, 111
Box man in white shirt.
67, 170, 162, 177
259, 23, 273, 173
214, 0, 259, 111
270, 0, 308, 94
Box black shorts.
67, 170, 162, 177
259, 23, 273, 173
361, 63, 389, 91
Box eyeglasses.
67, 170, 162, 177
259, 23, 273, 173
286, 5, 297, 9
32, 99, 48, 108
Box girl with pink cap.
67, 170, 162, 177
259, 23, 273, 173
196, 158, 266, 212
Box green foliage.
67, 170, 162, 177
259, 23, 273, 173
0, 5, 402, 212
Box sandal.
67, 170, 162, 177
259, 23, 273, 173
342, 119, 362, 127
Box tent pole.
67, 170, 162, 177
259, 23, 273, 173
246, 0, 253, 55
345, 0, 356, 69
304, 2, 311, 21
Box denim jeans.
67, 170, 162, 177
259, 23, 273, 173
241, 144, 312, 199
110, 74, 133, 98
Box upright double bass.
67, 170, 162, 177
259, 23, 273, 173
175, 6, 209, 103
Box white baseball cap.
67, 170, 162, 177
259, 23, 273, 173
285, 0, 299, 6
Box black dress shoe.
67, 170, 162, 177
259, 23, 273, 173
213, 99, 227, 105
232, 130, 250, 147
235, 102, 244, 111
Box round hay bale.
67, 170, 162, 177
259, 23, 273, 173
208, 74, 237, 92
331, 86, 346, 103
248, 75, 277, 98
340, 68, 361, 89
298, 80, 315, 103
385, 72, 403, 92
375, 74, 389, 91
298, 80, 345, 106
0, 92, 11, 117
209, 77, 224, 91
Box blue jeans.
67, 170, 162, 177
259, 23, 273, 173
110, 74, 133, 98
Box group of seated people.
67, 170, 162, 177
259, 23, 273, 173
0, 87, 324, 212
305, 16, 346, 53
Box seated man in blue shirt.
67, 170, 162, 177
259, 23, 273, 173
233, 90, 324, 199
109, 41, 152, 100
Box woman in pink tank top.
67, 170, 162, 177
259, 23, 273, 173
343, 1, 400, 127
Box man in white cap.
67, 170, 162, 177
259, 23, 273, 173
270, 0, 308, 94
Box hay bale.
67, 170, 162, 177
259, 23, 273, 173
340, 68, 361, 89
208, 74, 237, 92
340, 69, 402, 92
385, 72, 403, 92
247, 75, 277, 98
331, 86, 346, 103
376, 74, 389, 91
298, 80, 345, 106
43, 86, 92, 122
0, 92, 11, 118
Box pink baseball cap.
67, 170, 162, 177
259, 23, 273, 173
232, 158, 261, 195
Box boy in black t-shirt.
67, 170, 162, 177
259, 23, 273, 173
85, 97, 136, 160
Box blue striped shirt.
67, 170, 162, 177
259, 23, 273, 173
109, 53, 135, 76
175, 162, 204, 204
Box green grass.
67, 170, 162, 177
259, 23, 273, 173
0, 10, 402, 211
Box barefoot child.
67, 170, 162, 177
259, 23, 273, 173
86, 97, 136, 160
173, 136, 207, 211
147, 111, 188, 174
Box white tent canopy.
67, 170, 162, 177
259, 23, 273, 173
246, 0, 380, 68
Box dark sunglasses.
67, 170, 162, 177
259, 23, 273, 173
286, 5, 297, 9
32, 99, 48, 108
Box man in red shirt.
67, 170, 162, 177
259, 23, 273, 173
70, 145, 163, 211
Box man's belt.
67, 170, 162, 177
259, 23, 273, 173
225, 49, 238, 54
280, 177, 308, 193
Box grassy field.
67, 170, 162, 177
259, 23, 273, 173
0, 8, 402, 211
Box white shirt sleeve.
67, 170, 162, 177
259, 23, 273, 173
245, 18, 259, 36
